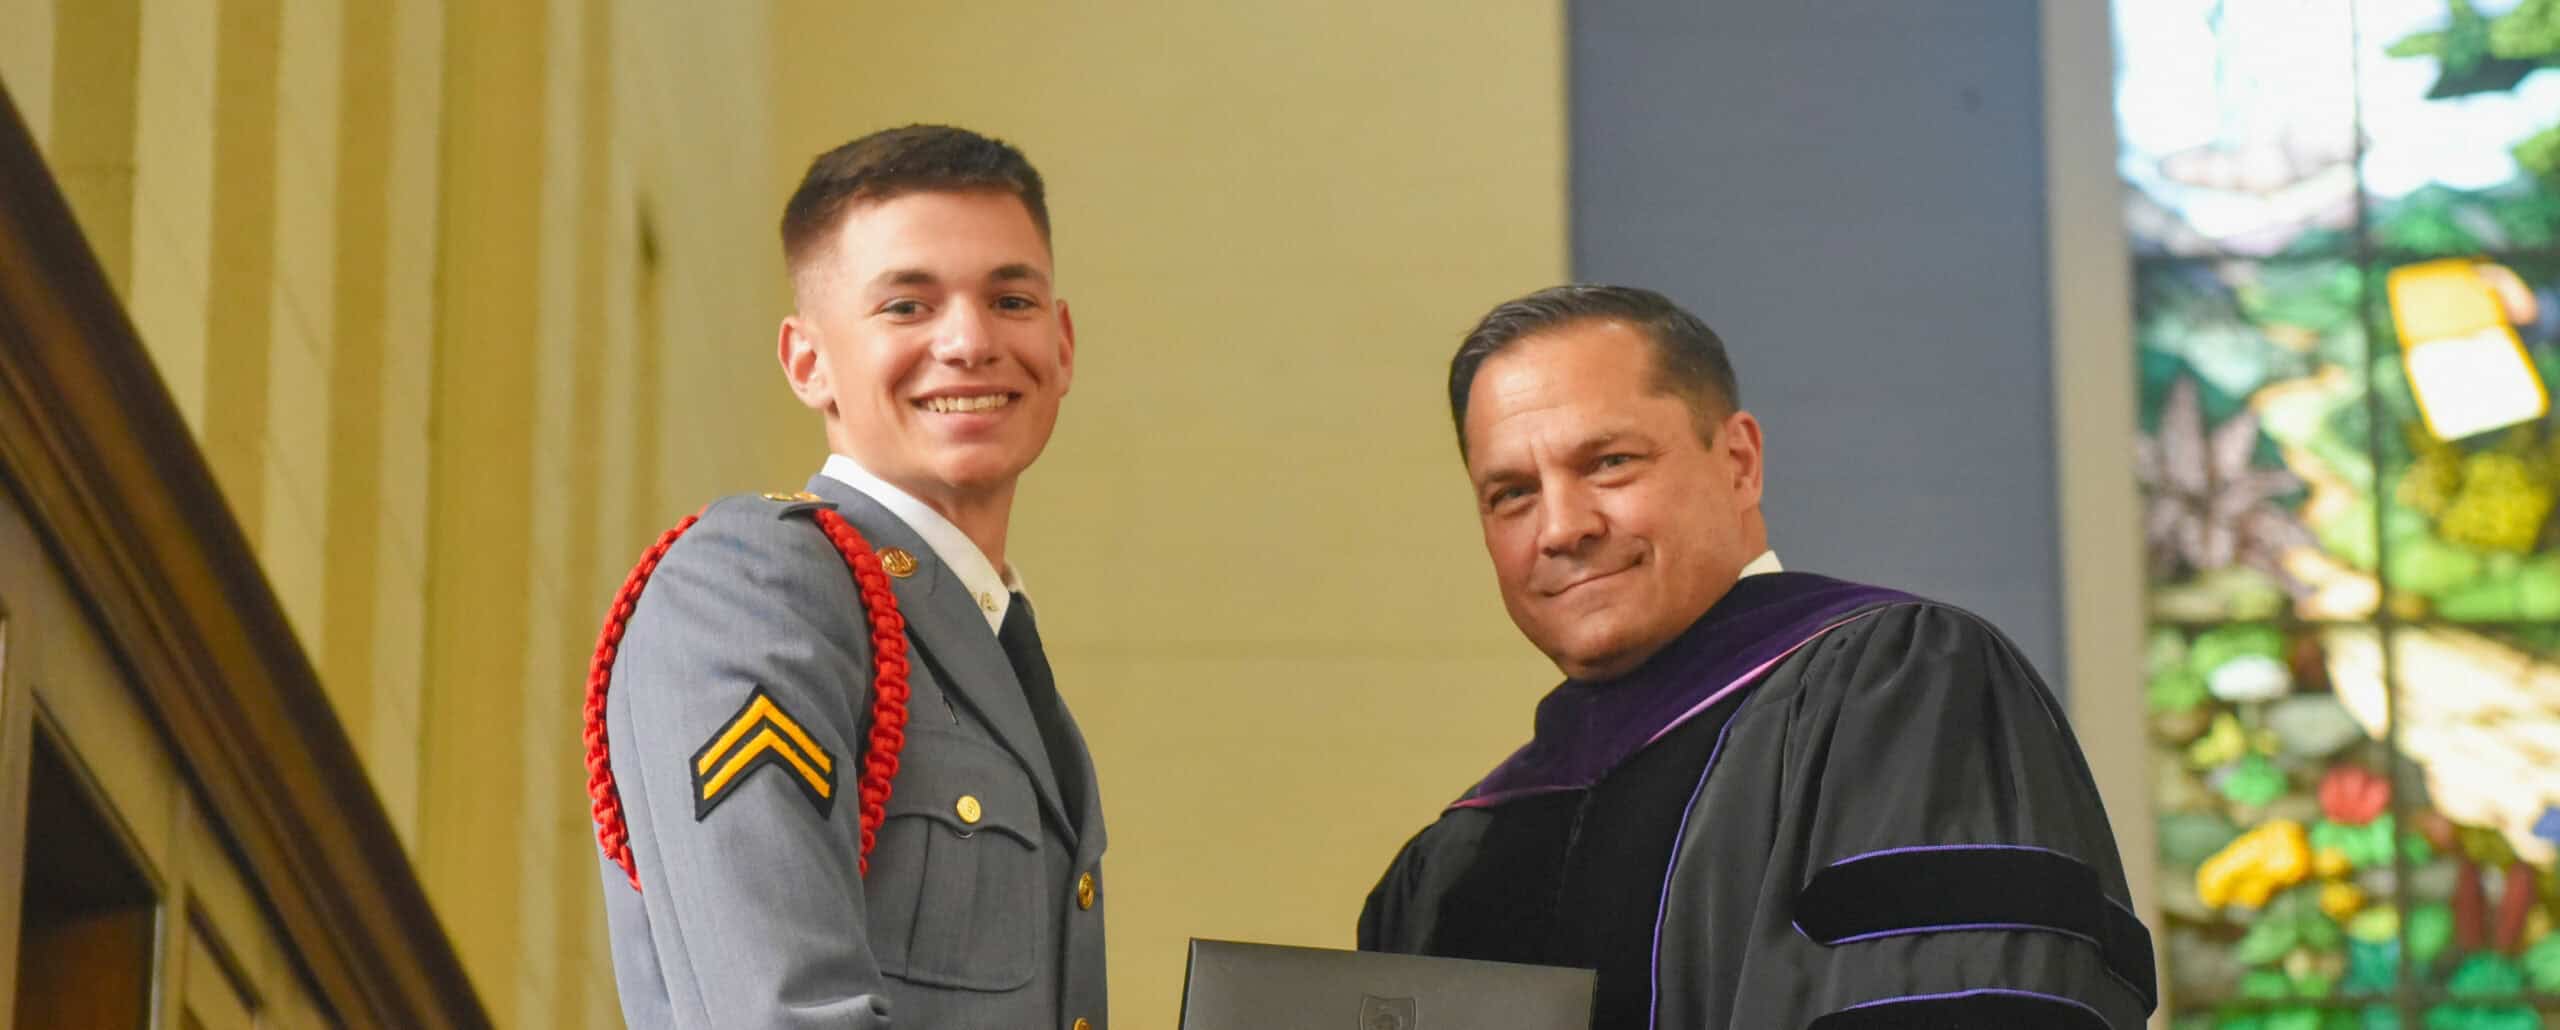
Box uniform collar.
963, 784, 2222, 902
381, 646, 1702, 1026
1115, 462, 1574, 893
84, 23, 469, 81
820, 454, 1020, 634
1740, 549, 1784, 579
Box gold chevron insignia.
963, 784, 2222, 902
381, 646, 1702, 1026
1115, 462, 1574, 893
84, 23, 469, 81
689, 685, 837, 820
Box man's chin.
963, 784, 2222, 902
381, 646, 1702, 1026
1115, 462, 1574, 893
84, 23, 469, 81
918, 453, 1035, 494
1540, 627, 1649, 682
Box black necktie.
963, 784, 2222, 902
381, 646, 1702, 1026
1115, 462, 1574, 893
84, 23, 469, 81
997, 593, 1084, 826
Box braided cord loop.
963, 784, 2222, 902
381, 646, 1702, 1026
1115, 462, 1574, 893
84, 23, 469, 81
809, 509, 912, 874
583, 504, 912, 888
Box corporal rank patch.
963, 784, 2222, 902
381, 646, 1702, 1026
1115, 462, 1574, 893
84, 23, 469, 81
691, 685, 836, 820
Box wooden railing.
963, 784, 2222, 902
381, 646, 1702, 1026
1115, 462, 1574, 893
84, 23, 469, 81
0, 82, 490, 1029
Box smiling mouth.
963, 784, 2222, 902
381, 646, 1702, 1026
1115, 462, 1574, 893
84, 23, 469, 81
1546, 557, 1642, 598
917, 392, 1019, 414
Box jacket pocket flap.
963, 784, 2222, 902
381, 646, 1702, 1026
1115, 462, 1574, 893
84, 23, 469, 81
880, 728, 1041, 847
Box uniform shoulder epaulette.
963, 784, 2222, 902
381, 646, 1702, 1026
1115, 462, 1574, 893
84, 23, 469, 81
756, 490, 838, 520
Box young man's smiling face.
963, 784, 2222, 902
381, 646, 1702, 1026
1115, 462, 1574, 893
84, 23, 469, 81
781, 188, 1074, 508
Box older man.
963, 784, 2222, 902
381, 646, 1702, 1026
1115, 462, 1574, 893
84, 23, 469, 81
1360, 285, 2154, 1029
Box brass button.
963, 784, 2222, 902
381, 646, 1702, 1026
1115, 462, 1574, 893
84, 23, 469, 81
791, 490, 820, 502
1076, 872, 1096, 910
976, 590, 998, 613
955, 795, 983, 824
877, 547, 918, 578
761, 491, 795, 501
1073, 1020, 1091, 1030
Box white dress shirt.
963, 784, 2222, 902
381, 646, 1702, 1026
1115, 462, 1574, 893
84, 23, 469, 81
1739, 549, 1784, 579
821, 455, 1021, 635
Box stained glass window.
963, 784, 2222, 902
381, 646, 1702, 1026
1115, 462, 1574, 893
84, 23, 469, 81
2119, 1, 2560, 1026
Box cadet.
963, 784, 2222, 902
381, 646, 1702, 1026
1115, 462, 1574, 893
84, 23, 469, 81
586, 125, 1107, 1030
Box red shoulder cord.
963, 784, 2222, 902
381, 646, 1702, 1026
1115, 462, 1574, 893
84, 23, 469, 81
584, 507, 914, 889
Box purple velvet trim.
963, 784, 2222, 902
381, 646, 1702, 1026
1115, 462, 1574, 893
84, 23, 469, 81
1794, 916, 2160, 1004
1453, 573, 1914, 811
1827, 842, 2073, 863
1795, 920, 2103, 949
1835, 987, 2109, 1023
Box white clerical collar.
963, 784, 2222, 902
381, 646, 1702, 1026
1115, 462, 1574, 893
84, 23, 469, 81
821, 454, 1020, 634
1739, 550, 1784, 578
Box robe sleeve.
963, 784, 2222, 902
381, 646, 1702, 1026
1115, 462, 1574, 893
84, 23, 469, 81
1358, 814, 1484, 954
1660, 602, 2156, 1029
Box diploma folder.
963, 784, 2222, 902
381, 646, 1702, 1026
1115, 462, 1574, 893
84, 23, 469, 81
1178, 938, 1596, 1030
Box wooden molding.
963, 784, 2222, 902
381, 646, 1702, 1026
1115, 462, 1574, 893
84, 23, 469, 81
0, 84, 490, 1028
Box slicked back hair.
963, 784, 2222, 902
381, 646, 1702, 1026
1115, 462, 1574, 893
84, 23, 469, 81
1447, 284, 1739, 458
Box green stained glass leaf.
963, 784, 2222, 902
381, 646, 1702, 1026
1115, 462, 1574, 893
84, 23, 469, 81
2345, 936, 2399, 992
2400, 830, 2434, 865
2409, 903, 2456, 967
2487, 0, 2560, 59
2386, 534, 2486, 598
2314, 817, 2399, 869
2236, 914, 2303, 966
2316, 498, 2378, 572
2392, 0, 2541, 98
2297, 909, 2344, 953
2237, 264, 2362, 336
2419, 1006, 2540, 1030
2163, 810, 2244, 870
2267, 1009, 2323, 1030
2514, 123, 2560, 185
2243, 969, 2297, 1000
2193, 626, 2288, 680
2445, 954, 2526, 998
2523, 932, 2560, 991
2152, 667, 2211, 714
2285, 968, 2336, 998
2221, 756, 2290, 806
2388, 30, 2449, 59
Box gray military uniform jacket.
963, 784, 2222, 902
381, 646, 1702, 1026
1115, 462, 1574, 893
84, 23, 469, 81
597, 476, 1109, 1029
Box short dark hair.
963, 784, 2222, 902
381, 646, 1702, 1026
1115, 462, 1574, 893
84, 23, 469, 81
1447, 284, 1740, 456
780, 124, 1049, 274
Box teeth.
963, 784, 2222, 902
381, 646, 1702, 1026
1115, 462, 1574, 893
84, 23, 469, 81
922, 394, 1013, 414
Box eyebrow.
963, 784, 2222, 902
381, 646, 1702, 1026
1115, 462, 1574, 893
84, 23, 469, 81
866, 263, 1051, 290
1470, 430, 1646, 485
989, 263, 1048, 285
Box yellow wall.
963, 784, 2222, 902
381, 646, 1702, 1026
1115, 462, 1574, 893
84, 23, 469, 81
769, 2, 1569, 1022
4, 0, 788, 1025
3, 0, 1567, 1025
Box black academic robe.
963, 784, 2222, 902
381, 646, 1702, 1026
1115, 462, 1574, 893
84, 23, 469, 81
1359, 573, 2156, 1030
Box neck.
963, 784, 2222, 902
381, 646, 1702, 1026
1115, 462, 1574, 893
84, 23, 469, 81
932, 485, 1014, 573
826, 432, 1021, 571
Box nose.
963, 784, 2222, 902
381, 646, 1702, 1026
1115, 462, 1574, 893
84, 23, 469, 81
1534, 480, 1606, 560
929, 302, 1000, 368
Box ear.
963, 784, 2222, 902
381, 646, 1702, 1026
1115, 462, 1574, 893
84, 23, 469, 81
1054, 298, 1078, 394
1720, 409, 1765, 507
777, 314, 831, 413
